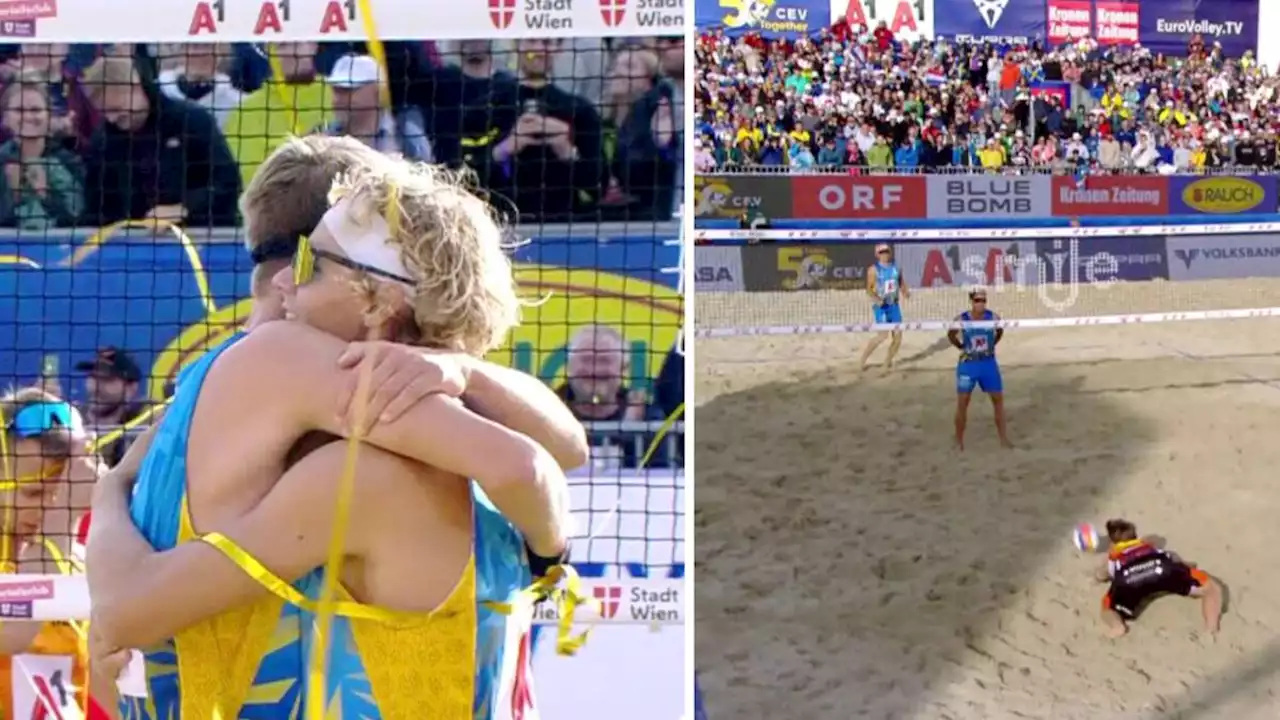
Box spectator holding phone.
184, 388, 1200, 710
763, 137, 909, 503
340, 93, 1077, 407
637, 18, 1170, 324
488, 38, 605, 220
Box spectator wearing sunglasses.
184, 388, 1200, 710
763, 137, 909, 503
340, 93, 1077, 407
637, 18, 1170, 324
0, 387, 114, 719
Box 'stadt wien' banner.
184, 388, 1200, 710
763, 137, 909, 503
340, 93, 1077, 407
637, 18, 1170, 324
933, 0, 1258, 57
692, 173, 1279, 220
696, 0, 830, 38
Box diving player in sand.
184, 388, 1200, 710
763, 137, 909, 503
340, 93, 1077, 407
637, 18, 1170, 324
946, 288, 1012, 450
1096, 519, 1223, 638
858, 243, 908, 373
88, 140, 587, 719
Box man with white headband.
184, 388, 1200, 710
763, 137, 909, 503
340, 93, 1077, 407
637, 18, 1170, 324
87, 140, 585, 719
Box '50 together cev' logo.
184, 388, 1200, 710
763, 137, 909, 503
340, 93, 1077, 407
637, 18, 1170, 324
776, 247, 862, 290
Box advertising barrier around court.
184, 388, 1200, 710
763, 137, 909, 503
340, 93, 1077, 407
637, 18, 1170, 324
789, 174, 928, 219
693, 174, 793, 219
695, 246, 746, 291
1169, 175, 1278, 216
742, 243, 879, 291
694, 173, 1280, 222
925, 175, 1050, 220
1166, 234, 1280, 281
1033, 235, 1169, 282
896, 240, 1040, 288
699, 230, 1280, 286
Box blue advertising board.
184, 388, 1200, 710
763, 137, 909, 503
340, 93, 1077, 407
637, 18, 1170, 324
933, 0, 1259, 56
1136, 0, 1259, 58
1034, 236, 1169, 283
933, 0, 1045, 44
1168, 174, 1277, 216
695, 0, 829, 38
0, 225, 682, 404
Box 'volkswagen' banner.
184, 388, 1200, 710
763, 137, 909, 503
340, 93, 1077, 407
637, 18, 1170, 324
695, 0, 830, 38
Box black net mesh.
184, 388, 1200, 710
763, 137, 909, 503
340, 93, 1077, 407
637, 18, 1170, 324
0, 38, 683, 632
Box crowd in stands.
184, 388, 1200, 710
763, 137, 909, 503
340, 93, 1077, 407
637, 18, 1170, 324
0, 37, 684, 229
0, 38, 685, 470
695, 21, 1279, 174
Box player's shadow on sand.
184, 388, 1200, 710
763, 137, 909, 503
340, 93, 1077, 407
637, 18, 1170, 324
695, 361, 1168, 719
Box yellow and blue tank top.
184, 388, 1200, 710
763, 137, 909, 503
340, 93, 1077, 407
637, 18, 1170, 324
122, 333, 535, 719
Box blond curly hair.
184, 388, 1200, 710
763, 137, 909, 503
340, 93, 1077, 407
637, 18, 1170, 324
328, 164, 521, 356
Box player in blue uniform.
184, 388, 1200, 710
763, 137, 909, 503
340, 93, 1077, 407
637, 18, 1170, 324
946, 288, 1012, 450
858, 244, 909, 373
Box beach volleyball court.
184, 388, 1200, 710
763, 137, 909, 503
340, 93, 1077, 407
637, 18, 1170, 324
696, 280, 1280, 719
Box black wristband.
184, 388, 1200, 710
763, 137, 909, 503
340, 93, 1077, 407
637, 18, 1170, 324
527, 542, 570, 579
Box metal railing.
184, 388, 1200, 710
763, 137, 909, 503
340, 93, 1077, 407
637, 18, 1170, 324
702, 164, 1280, 176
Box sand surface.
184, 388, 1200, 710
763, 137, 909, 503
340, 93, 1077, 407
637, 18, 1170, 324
695, 280, 1280, 720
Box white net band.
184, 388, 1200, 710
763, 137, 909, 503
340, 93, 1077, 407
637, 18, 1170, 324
0, 573, 683, 626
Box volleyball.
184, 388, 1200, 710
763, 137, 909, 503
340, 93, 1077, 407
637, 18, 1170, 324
1072, 523, 1100, 553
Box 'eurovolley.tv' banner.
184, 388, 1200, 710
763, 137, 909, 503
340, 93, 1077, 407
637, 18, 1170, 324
695, 0, 830, 38
933, 0, 1258, 57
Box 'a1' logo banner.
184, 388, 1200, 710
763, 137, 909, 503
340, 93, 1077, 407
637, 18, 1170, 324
932, 0, 1045, 44
836, 0, 934, 42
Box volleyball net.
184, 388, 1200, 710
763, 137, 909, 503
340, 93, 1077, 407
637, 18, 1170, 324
694, 224, 1280, 337
0, 6, 686, 719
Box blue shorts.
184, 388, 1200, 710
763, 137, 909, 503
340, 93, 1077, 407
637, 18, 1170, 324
957, 359, 1003, 394
874, 304, 902, 324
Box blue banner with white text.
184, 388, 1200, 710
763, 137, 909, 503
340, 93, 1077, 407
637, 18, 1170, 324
1136, 0, 1259, 59
933, 0, 1046, 44
695, 0, 830, 38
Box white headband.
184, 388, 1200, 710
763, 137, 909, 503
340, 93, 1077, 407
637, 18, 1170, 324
322, 196, 411, 281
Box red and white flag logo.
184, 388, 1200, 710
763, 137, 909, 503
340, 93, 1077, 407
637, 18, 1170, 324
488, 0, 516, 29
593, 585, 622, 619
599, 0, 626, 26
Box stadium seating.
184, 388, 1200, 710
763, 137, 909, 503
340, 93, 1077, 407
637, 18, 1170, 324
695, 25, 1276, 173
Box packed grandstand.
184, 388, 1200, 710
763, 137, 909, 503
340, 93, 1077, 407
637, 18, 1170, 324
695, 20, 1277, 173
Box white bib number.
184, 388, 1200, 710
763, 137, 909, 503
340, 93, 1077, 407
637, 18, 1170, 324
968, 335, 989, 353
882, 279, 897, 294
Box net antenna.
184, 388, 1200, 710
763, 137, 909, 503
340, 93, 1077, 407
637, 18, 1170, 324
668, 202, 686, 357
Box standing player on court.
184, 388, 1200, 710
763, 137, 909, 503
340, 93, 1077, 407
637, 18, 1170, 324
946, 288, 1012, 450
858, 244, 908, 373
